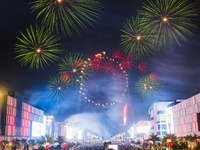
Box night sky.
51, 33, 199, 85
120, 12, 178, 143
1, 0, 200, 136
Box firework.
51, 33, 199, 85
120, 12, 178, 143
124, 104, 128, 125
112, 67, 126, 82
79, 51, 130, 109
138, 62, 148, 73
58, 53, 90, 85
15, 24, 61, 69
30, 0, 102, 37
47, 76, 70, 100
102, 61, 115, 74
91, 52, 103, 71
139, 0, 198, 48
60, 72, 72, 83
112, 51, 123, 60
149, 72, 159, 81
120, 54, 137, 70
135, 75, 163, 100
120, 15, 158, 58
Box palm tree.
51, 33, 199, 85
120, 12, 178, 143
195, 142, 200, 150
56, 136, 66, 149
147, 134, 161, 148
162, 134, 177, 146
39, 134, 55, 147
179, 142, 188, 150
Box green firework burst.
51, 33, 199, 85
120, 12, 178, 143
15, 24, 62, 69
135, 75, 163, 100
30, 0, 102, 37
120, 15, 159, 58
58, 53, 91, 85
47, 76, 70, 100
139, 0, 198, 48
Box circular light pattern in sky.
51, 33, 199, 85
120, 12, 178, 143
78, 51, 143, 111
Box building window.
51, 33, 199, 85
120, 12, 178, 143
157, 132, 160, 135
158, 125, 160, 130
157, 110, 166, 115
162, 131, 167, 135
162, 124, 167, 130
161, 121, 166, 123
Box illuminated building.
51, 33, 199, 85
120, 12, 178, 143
31, 116, 46, 137
65, 126, 82, 142
129, 121, 150, 142
173, 93, 200, 137
1, 95, 17, 138
58, 122, 66, 137
46, 115, 54, 136
46, 116, 66, 139
8, 91, 44, 138
149, 94, 200, 138
148, 100, 182, 138
128, 123, 137, 140
0, 86, 67, 141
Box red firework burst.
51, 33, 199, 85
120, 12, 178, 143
102, 60, 116, 73
94, 51, 104, 58
92, 60, 102, 72
112, 51, 123, 60
86, 55, 101, 71
112, 68, 126, 82
149, 72, 159, 81
120, 54, 137, 70
60, 72, 72, 83
138, 62, 149, 73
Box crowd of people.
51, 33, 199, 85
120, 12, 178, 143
69, 143, 145, 150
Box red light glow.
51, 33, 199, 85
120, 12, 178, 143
61, 72, 72, 83
112, 51, 123, 60
124, 104, 128, 125
149, 72, 159, 81
120, 54, 137, 70
138, 62, 148, 73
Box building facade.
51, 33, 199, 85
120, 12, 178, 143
0, 85, 69, 141
148, 100, 181, 137
8, 91, 44, 138
1, 95, 17, 137
135, 120, 150, 141
173, 93, 200, 137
